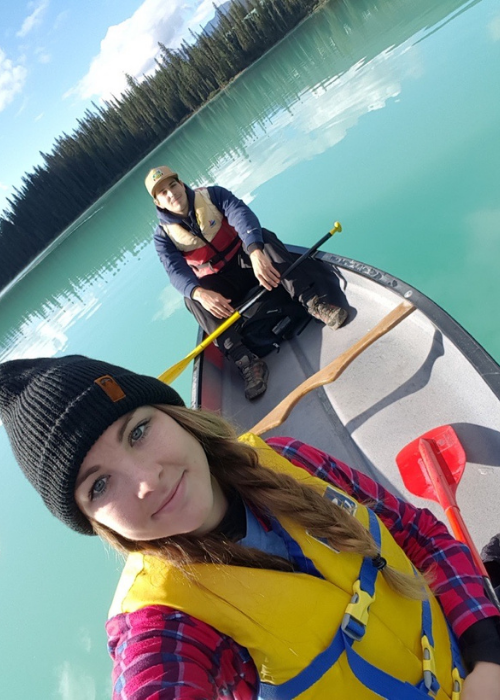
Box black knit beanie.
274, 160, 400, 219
0, 355, 184, 535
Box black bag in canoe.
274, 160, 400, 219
235, 285, 311, 357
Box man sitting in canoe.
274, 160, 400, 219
145, 165, 348, 400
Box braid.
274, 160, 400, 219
92, 405, 429, 599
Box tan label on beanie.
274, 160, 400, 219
94, 375, 126, 402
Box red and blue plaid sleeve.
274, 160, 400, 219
106, 435, 499, 697
106, 605, 258, 699
266, 436, 499, 638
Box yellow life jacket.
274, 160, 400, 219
109, 433, 464, 699
160, 187, 241, 277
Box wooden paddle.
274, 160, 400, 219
158, 222, 343, 384
396, 425, 500, 609
251, 299, 416, 436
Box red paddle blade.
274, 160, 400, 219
395, 425, 466, 502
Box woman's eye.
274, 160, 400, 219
90, 476, 108, 501
129, 420, 149, 446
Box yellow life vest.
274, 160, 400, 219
160, 187, 242, 277
159, 187, 224, 252
109, 433, 464, 699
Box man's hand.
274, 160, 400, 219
249, 249, 280, 291
462, 662, 500, 699
192, 288, 234, 319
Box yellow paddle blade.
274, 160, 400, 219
158, 310, 242, 384
158, 357, 193, 385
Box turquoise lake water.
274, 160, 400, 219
1, 0, 499, 696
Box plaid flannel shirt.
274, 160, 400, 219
107, 437, 499, 699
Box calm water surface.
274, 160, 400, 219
1, 0, 499, 696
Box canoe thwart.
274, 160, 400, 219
251, 300, 416, 436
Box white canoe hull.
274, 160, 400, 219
192, 250, 500, 551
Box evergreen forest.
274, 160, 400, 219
0, 0, 325, 291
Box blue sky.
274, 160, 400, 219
0, 0, 224, 215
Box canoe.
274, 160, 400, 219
191, 246, 500, 553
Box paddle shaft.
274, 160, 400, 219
419, 438, 500, 609
159, 223, 342, 384
251, 300, 416, 436
238, 222, 342, 315
157, 311, 243, 383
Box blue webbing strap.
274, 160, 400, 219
421, 596, 434, 645
259, 626, 345, 700
341, 509, 381, 640
358, 509, 381, 597
260, 509, 450, 699
343, 635, 440, 700
341, 536, 440, 698
448, 619, 466, 698
447, 620, 466, 679
260, 509, 383, 699
421, 593, 440, 694
268, 515, 325, 579
259, 511, 380, 698
260, 630, 442, 700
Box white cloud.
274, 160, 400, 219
35, 47, 51, 63
209, 41, 421, 199
66, 0, 224, 102
56, 661, 95, 700
489, 14, 500, 41
0, 291, 101, 362
53, 9, 70, 31
466, 208, 500, 264
0, 49, 27, 112
15, 95, 29, 115
34, 111, 44, 121
0, 181, 8, 191
79, 627, 92, 653
153, 284, 184, 321
16, 0, 50, 38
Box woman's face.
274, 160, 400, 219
74, 406, 227, 541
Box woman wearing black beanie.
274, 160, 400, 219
1, 354, 500, 700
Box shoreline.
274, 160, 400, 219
0, 0, 329, 299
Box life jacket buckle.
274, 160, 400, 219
451, 667, 462, 700
421, 635, 440, 695
341, 579, 374, 641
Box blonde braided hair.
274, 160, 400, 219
92, 404, 429, 599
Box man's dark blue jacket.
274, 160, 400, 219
153, 185, 264, 298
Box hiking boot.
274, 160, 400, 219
235, 354, 269, 401
306, 296, 348, 330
